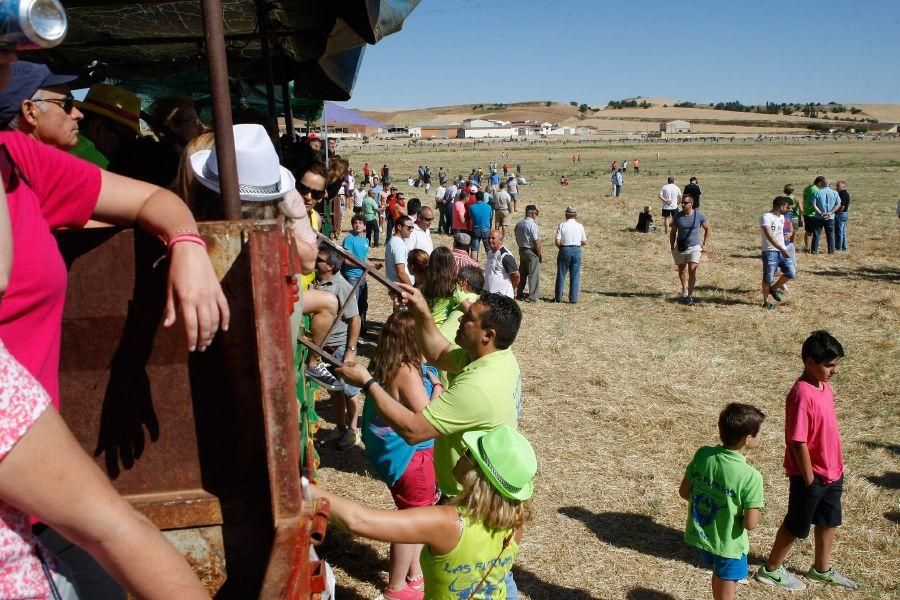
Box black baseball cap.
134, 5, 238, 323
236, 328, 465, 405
0, 61, 77, 126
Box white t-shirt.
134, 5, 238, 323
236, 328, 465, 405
434, 185, 447, 204
385, 236, 413, 284
759, 212, 785, 251
660, 183, 682, 210
556, 219, 587, 246
405, 222, 434, 255
353, 189, 367, 208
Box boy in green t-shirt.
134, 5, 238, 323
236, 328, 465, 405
680, 403, 766, 600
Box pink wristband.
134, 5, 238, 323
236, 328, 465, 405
167, 233, 207, 254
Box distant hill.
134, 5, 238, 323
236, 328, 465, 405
351, 98, 897, 135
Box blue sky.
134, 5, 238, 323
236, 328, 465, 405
346, 0, 900, 109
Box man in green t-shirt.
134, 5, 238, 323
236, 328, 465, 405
337, 284, 522, 497
679, 403, 766, 600
802, 180, 820, 252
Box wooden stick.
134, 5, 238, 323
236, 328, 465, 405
298, 338, 347, 369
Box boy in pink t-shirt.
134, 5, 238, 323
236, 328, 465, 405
755, 331, 858, 591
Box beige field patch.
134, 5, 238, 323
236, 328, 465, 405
317, 139, 899, 599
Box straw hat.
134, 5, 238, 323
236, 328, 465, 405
76, 84, 141, 134
190, 124, 295, 202
462, 426, 536, 501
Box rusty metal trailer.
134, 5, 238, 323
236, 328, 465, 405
46, 1, 419, 596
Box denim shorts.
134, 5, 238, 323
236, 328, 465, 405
762, 250, 796, 284
333, 347, 361, 397
470, 226, 490, 252
698, 550, 748, 581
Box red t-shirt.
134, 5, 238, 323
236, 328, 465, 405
783, 378, 844, 483
0, 132, 102, 408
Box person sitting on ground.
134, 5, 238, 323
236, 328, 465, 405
680, 403, 766, 600
559, 175, 569, 186
360, 310, 442, 599
311, 426, 536, 600
636, 206, 655, 233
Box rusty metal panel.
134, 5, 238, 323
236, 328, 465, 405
58, 221, 323, 598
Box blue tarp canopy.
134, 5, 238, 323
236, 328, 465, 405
323, 102, 388, 128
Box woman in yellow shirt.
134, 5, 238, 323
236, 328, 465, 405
311, 426, 535, 599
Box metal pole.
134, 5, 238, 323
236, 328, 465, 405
256, 1, 278, 121
201, 0, 241, 220
281, 80, 294, 139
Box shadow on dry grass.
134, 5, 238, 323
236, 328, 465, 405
809, 266, 900, 282
512, 567, 595, 599
559, 507, 698, 565
865, 472, 900, 489
625, 588, 678, 600
318, 529, 387, 593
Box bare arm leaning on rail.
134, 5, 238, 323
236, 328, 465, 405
92, 171, 229, 352
0, 402, 210, 599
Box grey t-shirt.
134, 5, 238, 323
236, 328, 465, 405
514, 217, 540, 250
314, 272, 359, 348
674, 210, 707, 248
495, 190, 512, 211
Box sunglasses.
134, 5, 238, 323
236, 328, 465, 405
298, 181, 326, 200
34, 95, 75, 113
401, 225, 414, 231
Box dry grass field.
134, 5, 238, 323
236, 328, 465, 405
314, 139, 899, 600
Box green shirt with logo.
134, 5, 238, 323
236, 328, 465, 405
423, 347, 520, 496
684, 446, 764, 559
802, 184, 818, 217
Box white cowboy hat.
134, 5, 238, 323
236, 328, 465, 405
191, 124, 295, 202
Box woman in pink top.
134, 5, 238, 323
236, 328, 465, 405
0, 117, 228, 410
0, 49, 221, 597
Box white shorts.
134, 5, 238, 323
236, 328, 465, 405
672, 244, 702, 265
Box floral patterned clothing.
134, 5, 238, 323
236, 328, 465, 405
0, 340, 57, 598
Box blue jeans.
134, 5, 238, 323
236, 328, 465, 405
365, 219, 379, 247
343, 274, 368, 332
470, 226, 490, 257
555, 246, 582, 303
835, 212, 848, 251
762, 250, 796, 283
811, 217, 835, 254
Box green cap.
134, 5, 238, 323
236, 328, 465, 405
462, 426, 536, 501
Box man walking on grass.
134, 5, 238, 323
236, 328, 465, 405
669, 193, 711, 305
759, 197, 796, 309
659, 176, 682, 234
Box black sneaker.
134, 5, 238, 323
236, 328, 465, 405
305, 363, 342, 392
